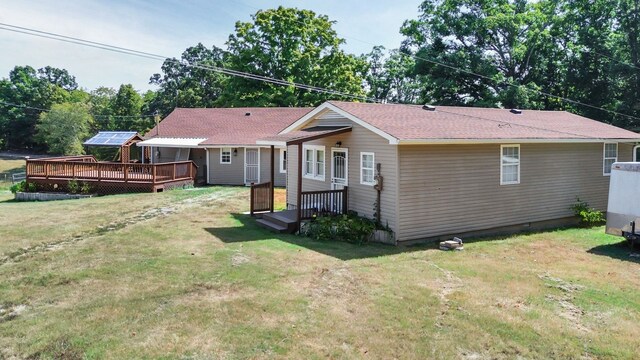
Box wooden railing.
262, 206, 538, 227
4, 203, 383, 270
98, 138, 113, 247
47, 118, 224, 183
299, 187, 348, 220
250, 181, 273, 215
26, 158, 197, 185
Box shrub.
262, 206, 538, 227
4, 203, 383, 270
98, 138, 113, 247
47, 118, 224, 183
10, 181, 25, 194
302, 213, 376, 245
10, 181, 36, 194
67, 179, 79, 194
571, 197, 605, 227
80, 182, 91, 194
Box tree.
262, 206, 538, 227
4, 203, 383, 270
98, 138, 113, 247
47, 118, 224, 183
149, 43, 227, 116
89, 86, 117, 131
401, 0, 562, 108
219, 6, 368, 107
35, 103, 93, 155
0, 65, 71, 150
365, 46, 420, 103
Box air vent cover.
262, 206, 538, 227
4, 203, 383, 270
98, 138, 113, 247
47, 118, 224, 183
510, 108, 523, 114
422, 104, 436, 111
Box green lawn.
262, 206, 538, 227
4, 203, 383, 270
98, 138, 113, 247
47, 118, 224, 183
1, 187, 640, 359
0, 158, 26, 193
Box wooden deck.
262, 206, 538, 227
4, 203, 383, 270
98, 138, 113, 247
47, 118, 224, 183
26, 156, 198, 194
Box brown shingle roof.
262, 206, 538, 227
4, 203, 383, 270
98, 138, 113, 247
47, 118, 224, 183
145, 107, 313, 146
327, 101, 640, 141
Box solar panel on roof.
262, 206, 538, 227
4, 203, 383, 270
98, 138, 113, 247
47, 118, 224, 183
84, 131, 138, 146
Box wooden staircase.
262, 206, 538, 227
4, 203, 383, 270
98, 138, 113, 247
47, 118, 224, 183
255, 210, 298, 234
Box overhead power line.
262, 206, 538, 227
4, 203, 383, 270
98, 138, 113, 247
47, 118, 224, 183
225, 1, 640, 122
1, 22, 640, 123
0, 100, 156, 118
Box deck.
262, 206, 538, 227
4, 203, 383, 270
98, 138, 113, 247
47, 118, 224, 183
26, 156, 198, 194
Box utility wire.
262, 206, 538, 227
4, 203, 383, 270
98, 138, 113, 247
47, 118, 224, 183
0, 23, 376, 103
225, 1, 640, 122
1, 22, 639, 123
0, 100, 156, 118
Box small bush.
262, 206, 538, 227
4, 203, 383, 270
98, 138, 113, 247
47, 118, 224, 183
80, 182, 91, 194
302, 213, 376, 245
10, 181, 25, 194
10, 181, 36, 194
571, 197, 605, 227
67, 179, 79, 194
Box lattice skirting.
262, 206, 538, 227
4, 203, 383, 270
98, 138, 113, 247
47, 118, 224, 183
28, 179, 194, 195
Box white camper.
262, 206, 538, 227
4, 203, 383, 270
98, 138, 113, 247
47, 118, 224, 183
606, 162, 640, 245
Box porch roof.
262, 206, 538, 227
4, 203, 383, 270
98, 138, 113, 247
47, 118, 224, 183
136, 137, 207, 148
256, 126, 352, 146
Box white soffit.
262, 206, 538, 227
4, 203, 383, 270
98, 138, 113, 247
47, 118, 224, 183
136, 138, 207, 148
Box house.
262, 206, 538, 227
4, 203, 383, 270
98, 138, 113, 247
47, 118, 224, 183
136, 107, 311, 186
255, 101, 640, 244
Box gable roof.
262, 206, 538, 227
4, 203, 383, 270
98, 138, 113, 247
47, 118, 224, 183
282, 101, 640, 144
145, 107, 313, 146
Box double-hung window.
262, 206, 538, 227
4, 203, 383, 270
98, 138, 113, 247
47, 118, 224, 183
500, 145, 520, 185
220, 147, 231, 164
360, 152, 375, 185
603, 143, 617, 175
303, 145, 325, 180
279, 149, 287, 173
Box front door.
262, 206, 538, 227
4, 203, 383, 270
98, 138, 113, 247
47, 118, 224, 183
245, 148, 260, 184
331, 148, 348, 190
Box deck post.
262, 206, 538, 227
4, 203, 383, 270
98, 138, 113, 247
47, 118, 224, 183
45, 162, 50, 179
173, 163, 176, 180
152, 165, 157, 184
343, 186, 348, 215
124, 164, 128, 182
250, 182, 255, 216
296, 143, 302, 231
270, 145, 275, 213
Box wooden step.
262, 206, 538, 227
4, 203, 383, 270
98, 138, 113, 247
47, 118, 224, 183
256, 218, 289, 233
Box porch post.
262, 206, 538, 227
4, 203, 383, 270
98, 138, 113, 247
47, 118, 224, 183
270, 145, 275, 213
296, 143, 303, 230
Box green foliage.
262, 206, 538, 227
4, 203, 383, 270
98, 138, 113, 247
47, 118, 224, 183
80, 181, 91, 194
10, 180, 36, 194
302, 213, 376, 245
67, 179, 79, 194
571, 197, 605, 227
35, 103, 93, 155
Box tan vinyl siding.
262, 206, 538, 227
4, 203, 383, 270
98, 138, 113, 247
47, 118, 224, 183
208, 147, 244, 185
259, 148, 286, 187
207, 147, 285, 186
397, 142, 635, 242
286, 121, 398, 233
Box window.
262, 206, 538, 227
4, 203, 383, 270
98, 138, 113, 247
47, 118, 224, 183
603, 143, 618, 175
500, 145, 520, 185
635, 145, 640, 162
302, 145, 325, 180
361, 152, 375, 185
279, 149, 287, 173
220, 148, 231, 164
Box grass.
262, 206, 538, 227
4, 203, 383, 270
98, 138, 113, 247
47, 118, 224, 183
0, 158, 26, 194
1, 187, 640, 359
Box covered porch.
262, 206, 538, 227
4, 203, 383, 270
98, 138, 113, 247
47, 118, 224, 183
250, 126, 352, 233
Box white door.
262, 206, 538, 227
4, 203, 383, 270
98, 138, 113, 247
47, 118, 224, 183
244, 148, 260, 184
331, 148, 348, 190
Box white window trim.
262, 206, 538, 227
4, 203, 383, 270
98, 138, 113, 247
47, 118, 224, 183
279, 149, 287, 174
302, 144, 325, 181
360, 152, 376, 186
220, 147, 232, 164
634, 145, 640, 162
500, 144, 520, 185
603, 143, 618, 176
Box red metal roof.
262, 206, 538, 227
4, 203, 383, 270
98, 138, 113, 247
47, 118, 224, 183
145, 107, 313, 146
327, 101, 640, 141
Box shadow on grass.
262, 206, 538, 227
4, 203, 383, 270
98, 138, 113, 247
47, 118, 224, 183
205, 213, 432, 261
587, 239, 640, 263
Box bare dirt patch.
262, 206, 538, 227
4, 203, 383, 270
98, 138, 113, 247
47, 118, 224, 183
539, 273, 590, 332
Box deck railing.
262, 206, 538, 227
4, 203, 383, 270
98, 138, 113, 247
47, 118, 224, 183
250, 181, 273, 215
26, 158, 197, 185
299, 187, 348, 220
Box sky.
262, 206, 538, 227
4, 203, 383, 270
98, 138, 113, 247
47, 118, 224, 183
0, 0, 422, 92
